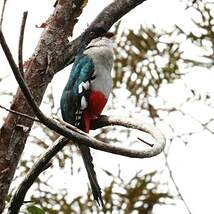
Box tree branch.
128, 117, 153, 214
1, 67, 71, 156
0, 102, 165, 158
164, 152, 192, 214
65, 0, 147, 66
0, 0, 7, 29
7, 137, 67, 214
8, 114, 165, 214
0, 104, 40, 123
18, 11, 28, 76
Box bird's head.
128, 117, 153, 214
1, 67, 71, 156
86, 32, 114, 50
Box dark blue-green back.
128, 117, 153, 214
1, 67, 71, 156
60, 54, 94, 125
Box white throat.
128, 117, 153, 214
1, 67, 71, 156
86, 37, 113, 50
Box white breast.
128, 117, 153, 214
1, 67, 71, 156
84, 39, 114, 98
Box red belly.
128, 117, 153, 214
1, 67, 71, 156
83, 91, 107, 133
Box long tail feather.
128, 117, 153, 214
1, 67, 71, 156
78, 144, 104, 206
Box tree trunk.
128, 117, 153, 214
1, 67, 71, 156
0, 0, 85, 211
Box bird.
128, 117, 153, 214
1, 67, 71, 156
60, 32, 114, 206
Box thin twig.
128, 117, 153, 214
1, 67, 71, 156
138, 137, 154, 147
0, 0, 7, 29
8, 137, 65, 214
164, 152, 192, 214
0, 30, 41, 119
18, 11, 28, 76
0, 104, 40, 122
0, 103, 164, 157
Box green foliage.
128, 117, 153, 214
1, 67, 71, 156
30, 190, 77, 214
26, 170, 172, 214
27, 205, 45, 214
113, 25, 182, 105
177, 1, 214, 68
101, 170, 172, 214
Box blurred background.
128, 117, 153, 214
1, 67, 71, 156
0, 0, 214, 213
